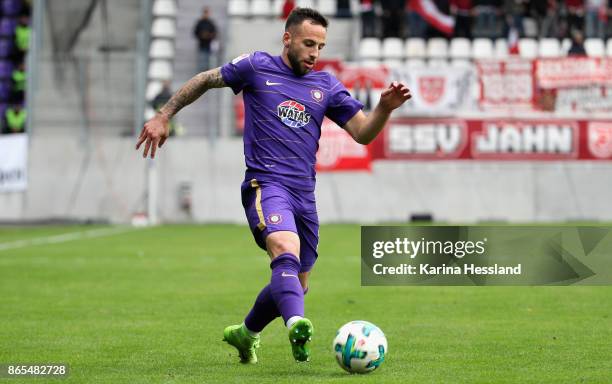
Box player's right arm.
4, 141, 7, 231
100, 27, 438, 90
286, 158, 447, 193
136, 67, 227, 159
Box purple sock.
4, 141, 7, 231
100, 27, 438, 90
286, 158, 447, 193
269, 253, 304, 323
244, 284, 280, 332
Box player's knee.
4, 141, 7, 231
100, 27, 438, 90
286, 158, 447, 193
267, 234, 300, 258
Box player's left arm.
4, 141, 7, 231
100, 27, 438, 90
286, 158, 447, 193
136, 67, 227, 158
343, 82, 411, 145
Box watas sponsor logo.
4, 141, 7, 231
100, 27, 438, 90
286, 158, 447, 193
277, 100, 311, 128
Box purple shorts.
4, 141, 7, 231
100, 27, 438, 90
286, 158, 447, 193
241, 178, 319, 273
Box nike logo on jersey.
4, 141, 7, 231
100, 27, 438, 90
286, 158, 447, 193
281, 272, 298, 278
266, 80, 282, 86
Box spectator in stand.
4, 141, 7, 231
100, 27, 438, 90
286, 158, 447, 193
554, 1, 570, 38
568, 29, 587, 55
11, 62, 25, 103
21, 0, 31, 16
381, 0, 405, 38
360, 0, 377, 37
336, 0, 352, 18
585, 0, 606, 38
451, 0, 473, 38
406, 0, 428, 37
281, 0, 296, 20
528, 0, 547, 36
193, 7, 217, 72
151, 81, 182, 136
504, 0, 526, 38
430, 0, 452, 38
566, 0, 585, 34
473, 0, 502, 38
5, 104, 26, 134
152, 80, 172, 112
539, 0, 561, 38
15, 15, 30, 61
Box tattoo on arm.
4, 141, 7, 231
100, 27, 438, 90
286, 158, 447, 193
159, 67, 226, 118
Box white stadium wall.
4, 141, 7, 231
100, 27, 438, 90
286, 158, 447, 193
1, 136, 612, 224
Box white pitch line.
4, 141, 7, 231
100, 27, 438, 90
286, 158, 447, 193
0, 226, 142, 252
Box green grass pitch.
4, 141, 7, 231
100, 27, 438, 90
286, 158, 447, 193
1, 224, 611, 383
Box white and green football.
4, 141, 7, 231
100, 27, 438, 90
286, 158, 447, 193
332, 320, 387, 374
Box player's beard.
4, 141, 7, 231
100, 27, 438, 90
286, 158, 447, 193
287, 48, 309, 77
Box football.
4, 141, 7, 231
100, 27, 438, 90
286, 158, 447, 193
332, 320, 387, 374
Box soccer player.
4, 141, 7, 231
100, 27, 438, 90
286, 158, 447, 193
136, 8, 411, 364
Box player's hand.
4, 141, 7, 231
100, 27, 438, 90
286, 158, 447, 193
135, 114, 170, 159
378, 82, 411, 113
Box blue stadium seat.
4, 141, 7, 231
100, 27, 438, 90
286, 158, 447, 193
0, 60, 13, 78
0, 38, 13, 58
0, 80, 10, 101
0, 18, 17, 36
2, 0, 23, 16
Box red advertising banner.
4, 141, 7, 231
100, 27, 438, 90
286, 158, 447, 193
370, 118, 612, 161
316, 118, 371, 172
477, 59, 535, 110
535, 57, 612, 89
533, 57, 612, 113
392, 66, 473, 113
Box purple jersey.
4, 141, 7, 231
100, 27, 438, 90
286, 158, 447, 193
220, 51, 363, 191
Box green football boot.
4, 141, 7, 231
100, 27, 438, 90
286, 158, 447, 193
288, 318, 314, 362
222, 324, 260, 364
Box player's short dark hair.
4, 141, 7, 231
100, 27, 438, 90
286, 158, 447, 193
285, 7, 328, 31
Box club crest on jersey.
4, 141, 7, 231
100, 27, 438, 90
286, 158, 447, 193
311, 89, 324, 102
277, 100, 311, 128
267, 213, 283, 224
